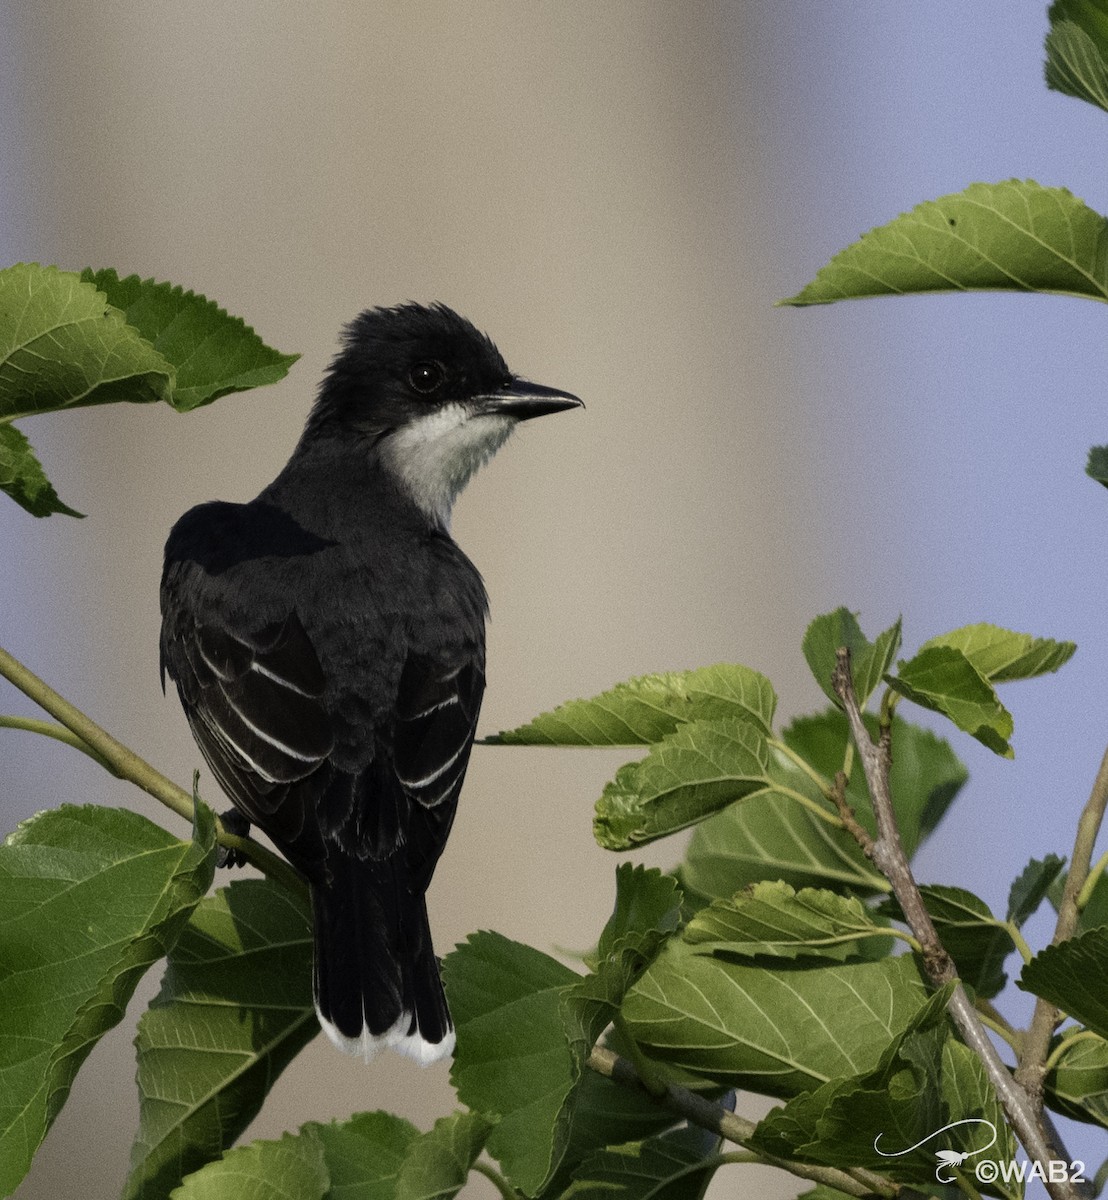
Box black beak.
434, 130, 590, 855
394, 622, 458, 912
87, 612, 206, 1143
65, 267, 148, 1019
474, 378, 584, 421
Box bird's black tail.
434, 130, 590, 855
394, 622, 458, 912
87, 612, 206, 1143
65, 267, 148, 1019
309, 853, 453, 1065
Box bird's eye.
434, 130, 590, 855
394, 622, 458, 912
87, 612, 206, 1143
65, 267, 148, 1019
408, 360, 446, 394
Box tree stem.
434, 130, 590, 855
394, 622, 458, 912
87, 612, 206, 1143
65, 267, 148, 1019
831, 648, 1087, 1200
1016, 737, 1108, 1115
586, 1045, 898, 1197
0, 643, 305, 896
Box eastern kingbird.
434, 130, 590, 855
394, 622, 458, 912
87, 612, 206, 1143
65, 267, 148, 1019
160, 303, 581, 1064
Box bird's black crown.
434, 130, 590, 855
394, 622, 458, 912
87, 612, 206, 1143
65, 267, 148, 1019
308, 303, 510, 436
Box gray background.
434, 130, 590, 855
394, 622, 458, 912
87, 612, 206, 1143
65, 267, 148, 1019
3, 5, 1104, 1197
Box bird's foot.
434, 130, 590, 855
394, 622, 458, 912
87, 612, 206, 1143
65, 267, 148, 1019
217, 808, 252, 868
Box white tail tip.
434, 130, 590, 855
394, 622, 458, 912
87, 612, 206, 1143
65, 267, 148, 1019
317, 1008, 455, 1066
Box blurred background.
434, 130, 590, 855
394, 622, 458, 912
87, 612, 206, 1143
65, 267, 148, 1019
2, 4, 1105, 1196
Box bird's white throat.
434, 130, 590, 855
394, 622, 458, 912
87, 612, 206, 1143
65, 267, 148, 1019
380, 403, 515, 527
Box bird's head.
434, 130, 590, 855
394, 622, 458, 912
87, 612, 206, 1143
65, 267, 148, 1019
305, 302, 582, 527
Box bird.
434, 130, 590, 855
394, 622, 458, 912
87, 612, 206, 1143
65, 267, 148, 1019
159, 302, 582, 1064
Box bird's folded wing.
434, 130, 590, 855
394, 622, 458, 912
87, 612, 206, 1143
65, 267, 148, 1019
180, 612, 334, 790
392, 649, 484, 809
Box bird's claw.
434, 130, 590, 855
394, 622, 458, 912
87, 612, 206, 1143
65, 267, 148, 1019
217, 808, 251, 868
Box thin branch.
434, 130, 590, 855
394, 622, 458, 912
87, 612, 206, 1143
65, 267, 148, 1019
831, 648, 1087, 1200
1076, 848, 1108, 911
586, 1045, 898, 1198
830, 768, 875, 855
1017, 738, 1108, 1113
0, 643, 305, 897
471, 1160, 523, 1200
0, 713, 120, 772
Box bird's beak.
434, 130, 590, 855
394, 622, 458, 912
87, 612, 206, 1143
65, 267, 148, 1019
473, 378, 584, 421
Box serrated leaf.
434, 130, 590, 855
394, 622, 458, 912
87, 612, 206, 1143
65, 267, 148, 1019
684, 881, 892, 962
0, 802, 216, 1196
170, 1129, 329, 1200
749, 987, 951, 1177
802, 609, 902, 709
1019, 926, 1108, 1038
1079, 869, 1108, 931
681, 710, 965, 901
81, 269, 298, 412
491, 663, 776, 746
750, 992, 1019, 1197
0, 263, 174, 517
562, 1127, 721, 1200
920, 623, 1076, 683
1007, 854, 1066, 927
594, 718, 772, 851
879, 886, 1014, 999
124, 879, 318, 1200
887, 645, 1013, 757
539, 1066, 678, 1200
598, 865, 683, 965
1046, 0, 1108, 114
395, 1110, 495, 1200
565, 867, 682, 1075
309, 1111, 420, 1199
443, 932, 579, 1195
0, 422, 83, 518
0, 263, 173, 422
1045, 1028, 1108, 1130
1088, 444, 1108, 489
782, 180, 1108, 307
620, 940, 930, 1095
940, 1039, 1021, 1200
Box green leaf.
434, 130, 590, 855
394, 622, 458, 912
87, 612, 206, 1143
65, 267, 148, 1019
802, 610, 902, 709
1079, 869, 1108, 931
171, 1129, 329, 1200
170, 1109, 481, 1200
920, 623, 1076, 683
594, 718, 773, 851
0, 422, 83, 518
539, 1066, 678, 1199
308, 1111, 419, 1199
681, 710, 965, 900
1045, 1028, 1108, 1130
886, 645, 1013, 757
443, 932, 579, 1196
565, 866, 683, 1071
1087, 444, 1108, 489
1046, 0, 1108, 114
620, 940, 930, 1095
748, 987, 951, 1177
782, 180, 1108, 307
491, 663, 776, 746
940, 1039, 1021, 1200
395, 1110, 496, 1200
0, 802, 216, 1196
81, 269, 298, 412
751, 993, 1019, 1197
598, 864, 683, 965
562, 1127, 721, 1200
1019, 926, 1108, 1039
0, 263, 174, 517
879, 886, 1015, 999
684, 881, 893, 962
1007, 854, 1066, 927
0, 263, 173, 422
124, 880, 318, 1200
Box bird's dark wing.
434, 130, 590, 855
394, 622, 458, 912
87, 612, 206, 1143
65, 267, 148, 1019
164, 609, 335, 846
394, 650, 484, 808
313, 646, 485, 869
